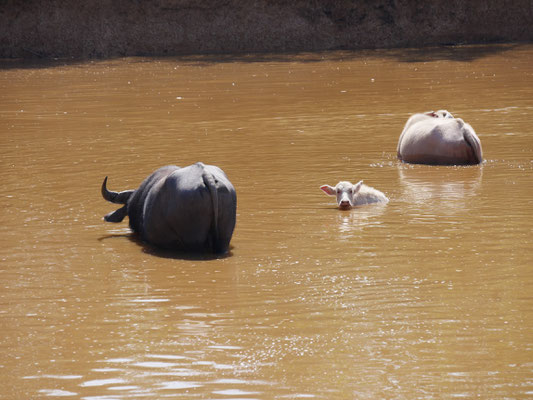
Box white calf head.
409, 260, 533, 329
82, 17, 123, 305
320, 180, 363, 210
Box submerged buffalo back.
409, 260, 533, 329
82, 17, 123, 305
142, 163, 236, 253
398, 113, 483, 165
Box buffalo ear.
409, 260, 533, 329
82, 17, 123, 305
104, 205, 128, 223
353, 181, 363, 194
320, 185, 336, 196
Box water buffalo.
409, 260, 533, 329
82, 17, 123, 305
101, 162, 236, 254
397, 110, 483, 165
320, 180, 389, 210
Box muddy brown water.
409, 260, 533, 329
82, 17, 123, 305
1, 44, 532, 399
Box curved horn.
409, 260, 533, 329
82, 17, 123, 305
101, 177, 134, 204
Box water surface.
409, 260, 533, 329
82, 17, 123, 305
1, 44, 532, 399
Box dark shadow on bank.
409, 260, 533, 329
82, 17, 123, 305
161, 42, 524, 64
0, 42, 526, 70
379, 42, 523, 63
98, 232, 233, 261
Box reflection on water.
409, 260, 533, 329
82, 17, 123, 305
332, 204, 388, 239
1, 44, 533, 399
398, 164, 483, 214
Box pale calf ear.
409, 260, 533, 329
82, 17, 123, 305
353, 180, 363, 194
320, 185, 336, 196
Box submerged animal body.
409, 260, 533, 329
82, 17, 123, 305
101, 163, 237, 254
320, 180, 389, 210
397, 110, 483, 165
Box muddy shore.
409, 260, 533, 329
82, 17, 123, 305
1, 0, 532, 59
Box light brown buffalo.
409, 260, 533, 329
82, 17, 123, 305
397, 110, 483, 165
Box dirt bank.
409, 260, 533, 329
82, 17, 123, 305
1, 0, 532, 59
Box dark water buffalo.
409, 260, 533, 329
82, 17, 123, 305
102, 163, 236, 254
397, 110, 483, 165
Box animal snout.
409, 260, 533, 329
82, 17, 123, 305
339, 200, 352, 209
